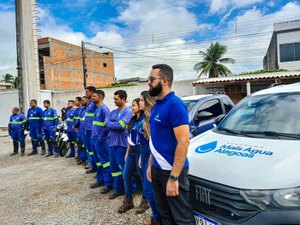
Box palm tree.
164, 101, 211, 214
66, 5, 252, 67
1, 73, 14, 83
194, 42, 235, 78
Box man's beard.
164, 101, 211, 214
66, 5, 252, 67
149, 82, 162, 97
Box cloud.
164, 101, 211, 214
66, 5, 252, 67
0, 10, 16, 76
208, 0, 264, 14
222, 1, 300, 74
39, 8, 86, 46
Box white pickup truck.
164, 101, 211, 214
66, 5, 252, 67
188, 82, 300, 225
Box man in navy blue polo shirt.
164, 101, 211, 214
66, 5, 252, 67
147, 64, 195, 225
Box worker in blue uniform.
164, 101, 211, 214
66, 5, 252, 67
74, 96, 82, 161
27, 99, 46, 156
73, 96, 89, 165
43, 100, 58, 157
106, 90, 133, 199
90, 90, 113, 190
82, 86, 98, 173
65, 100, 77, 158
8, 107, 27, 156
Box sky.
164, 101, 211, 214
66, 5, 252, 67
0, 0, 300, 80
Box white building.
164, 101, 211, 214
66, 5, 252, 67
264, 20, 300, 71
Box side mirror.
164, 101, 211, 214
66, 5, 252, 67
214, 114, 225, 125
195, 111, 213, 121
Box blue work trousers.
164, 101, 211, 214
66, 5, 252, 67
77, 129, 87, 161
140, 145, 160, 221
30, 128, 45, 152
44, 126, 56, 153
67, 130, 77, 157
10, 130, 25, 150
82, 130, 97, 171
91, 137, 104, 183
109, 146, 127, 193
123, 146, 142, 198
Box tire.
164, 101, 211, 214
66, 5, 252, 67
60, 141, 70, 157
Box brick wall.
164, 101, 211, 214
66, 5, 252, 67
38, 37, 115, 91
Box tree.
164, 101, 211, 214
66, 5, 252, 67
13, 76, 20, 88
1, 73, 14, 83
194, 42, 235, 78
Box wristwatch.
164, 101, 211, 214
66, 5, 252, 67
169, 174, 179, 181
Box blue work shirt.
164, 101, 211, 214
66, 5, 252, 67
136, 114, 149, 146
9, 113, 27, 131
83, 101, 98, 131
92, 103, 110, 140
27, 106, 44, 129
128, 115, 144, 146
74, 107, 81, 126
66, 107, 76, 131
149, 92, 189, 170
106, 107, 132, 148
74, 106, 86, 132
43, 108, 58, 128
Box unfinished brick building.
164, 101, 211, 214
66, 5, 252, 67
38, 37, 115, 90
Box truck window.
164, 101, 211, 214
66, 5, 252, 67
198, 99, 223, 118
222, 97, 233, 113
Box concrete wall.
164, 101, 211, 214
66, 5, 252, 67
277, 30, 300, 71
0, 79, 198, 127
51, 80, 197, 115
0, 90, 19, 127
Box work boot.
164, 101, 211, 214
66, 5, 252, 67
39, 140, 46, 154
75, 156, 79, 160
118, 198, 134, 213
11, 141, 19, 156
20, 142, 25, 156
90, 182, 103, 189
82, 161, 88, 166
45, 152, 54, 157
28, 151, 38, 156
136, 196, 150, 214
65, 155, 74, 158
144, 217, 162, 225
85, 164, 91, 170
86, 169, 97, 174
54, 152, 59, 157
77, 160, 84, 165
100, 186, 113, 194
108, 191, 124, 200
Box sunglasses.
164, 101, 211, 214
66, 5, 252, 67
148, 76, 163, 83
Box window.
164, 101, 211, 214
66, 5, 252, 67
218, 93, 300, 138
103, 63, 107, 68
222, 98, 233, 113
198, 99, 223, 118
280, 42, 300, 62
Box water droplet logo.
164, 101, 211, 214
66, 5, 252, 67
195, 141, 218, 153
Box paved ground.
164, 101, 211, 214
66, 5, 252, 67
0, 136, 150, 225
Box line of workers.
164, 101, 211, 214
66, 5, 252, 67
8, 86, 161, 225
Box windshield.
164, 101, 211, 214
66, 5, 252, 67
183, 100, 198, 111
218, 93, 300, 139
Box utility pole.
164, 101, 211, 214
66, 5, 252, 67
81, 41, 87, 89
15, 0, 23, 112
15, 0, 40, 113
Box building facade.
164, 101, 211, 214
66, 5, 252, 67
264, 20, 300, 71
38, 37, 115, 91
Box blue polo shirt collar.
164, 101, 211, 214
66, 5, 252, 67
156, 91, 175, 103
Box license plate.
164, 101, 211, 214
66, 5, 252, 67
194, 212, 220, 225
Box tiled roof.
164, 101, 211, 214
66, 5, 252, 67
192, 70, 300, 85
